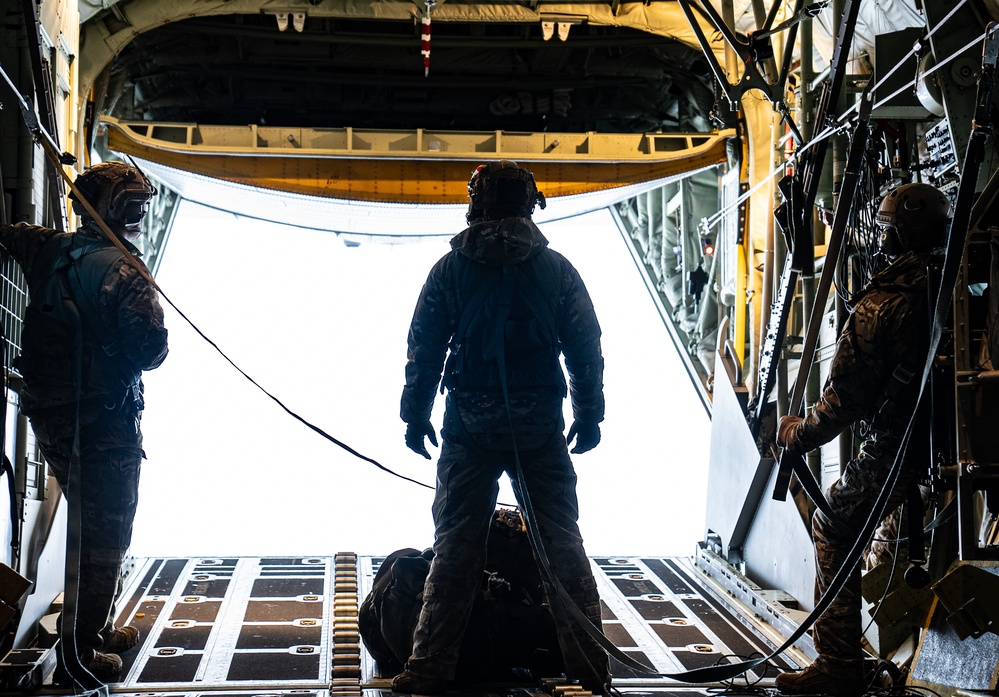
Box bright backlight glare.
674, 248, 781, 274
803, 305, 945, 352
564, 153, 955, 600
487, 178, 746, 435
133, 202, 710, 558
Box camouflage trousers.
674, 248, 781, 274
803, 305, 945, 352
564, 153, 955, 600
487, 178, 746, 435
811, 448, 915, 676
407, 436, 607, 683
30, 401, 143, 663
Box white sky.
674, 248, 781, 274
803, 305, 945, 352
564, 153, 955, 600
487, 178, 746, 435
132, 201, 711, 559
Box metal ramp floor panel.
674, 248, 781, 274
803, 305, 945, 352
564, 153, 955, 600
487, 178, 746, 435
75, 554, 808, 697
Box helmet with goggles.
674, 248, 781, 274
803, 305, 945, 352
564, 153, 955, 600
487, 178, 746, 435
70, 161, 157, 233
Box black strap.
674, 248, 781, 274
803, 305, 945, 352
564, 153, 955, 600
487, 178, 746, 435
27, 233, 72, 289
906, 481, 926, 566
493, 266, 773, 683
454, 270, 502, 350
512, 264, 558, 343
441, 268, 502, 394
490, 267, 600, 679
54, 275, 105, 695
772, 78, 877, 510
0, 456, 18, 555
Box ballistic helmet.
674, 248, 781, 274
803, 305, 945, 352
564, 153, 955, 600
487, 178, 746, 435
70, 161, 156, 233
466, 160, 546, 224
876, 183, 951, 255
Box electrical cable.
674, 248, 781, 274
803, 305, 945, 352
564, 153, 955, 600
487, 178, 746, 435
489, 266, 796, 686
713, 25, 998, 682
716, 652, 767, 687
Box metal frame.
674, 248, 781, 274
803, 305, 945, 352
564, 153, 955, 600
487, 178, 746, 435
676, 0, 812, 143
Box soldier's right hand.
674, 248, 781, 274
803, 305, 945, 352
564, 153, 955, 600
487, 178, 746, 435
405, 421, 438, 459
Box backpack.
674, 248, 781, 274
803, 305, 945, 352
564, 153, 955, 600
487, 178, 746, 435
15, 233, 140, 406
358, 509, 564, 681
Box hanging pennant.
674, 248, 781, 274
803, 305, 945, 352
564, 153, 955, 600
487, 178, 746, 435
422, 0, 435, 77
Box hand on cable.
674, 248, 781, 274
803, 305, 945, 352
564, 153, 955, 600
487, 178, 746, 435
567, 420, 600, 454
405, 421, 438, 460
776, 415, 805, 454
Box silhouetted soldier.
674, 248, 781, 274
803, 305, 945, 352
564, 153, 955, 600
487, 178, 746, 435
394, 160, 608, 694
775, 182, 949, 696
0, 161, 168, 682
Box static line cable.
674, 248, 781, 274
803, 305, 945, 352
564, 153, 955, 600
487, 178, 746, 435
190, 198, 456, 240
0, 62, 435, 493
700, 120, 844, 232
910, 29, 991, 89
868, 0, 972, 106
873, 29, 988, 112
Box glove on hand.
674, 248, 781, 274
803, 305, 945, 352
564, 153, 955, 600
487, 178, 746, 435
567, 420, 600, 454
776, 415, 805, 454
405, 421, 438, 460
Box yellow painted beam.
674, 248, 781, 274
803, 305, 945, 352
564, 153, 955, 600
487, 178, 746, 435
104, 118, 735, 205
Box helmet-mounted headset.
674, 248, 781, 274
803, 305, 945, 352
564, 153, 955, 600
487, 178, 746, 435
466, 160, 546, 224
876, 182, 951, 256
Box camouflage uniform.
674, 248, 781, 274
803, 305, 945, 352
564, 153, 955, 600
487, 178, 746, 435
779, 250, 932, 678
0, 222, 168, 663
401, 217, 606, 683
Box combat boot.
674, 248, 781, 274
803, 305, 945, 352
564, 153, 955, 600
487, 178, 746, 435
391, 669, 448, 695
87, 652, 123, 683
102, 625, 140, 653
53, 651, 123, 686
776, 664, 864, 697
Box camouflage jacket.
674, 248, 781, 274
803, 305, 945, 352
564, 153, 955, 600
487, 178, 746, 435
0, 222, 168, 411
785, 250, 933, 458
401, 217, 604, 430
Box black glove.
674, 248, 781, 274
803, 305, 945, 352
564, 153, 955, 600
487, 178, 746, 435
405, 421, 438, 460
567, 420, 600, 454
776, 415, 804, 454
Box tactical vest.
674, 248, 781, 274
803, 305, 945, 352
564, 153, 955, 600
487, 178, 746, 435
442, 253, 567, 394
15, 233, 141, 404
859, 280, 934, 450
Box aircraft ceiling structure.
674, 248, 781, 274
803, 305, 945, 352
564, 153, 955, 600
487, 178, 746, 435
83, 1, 718, 134
74, 0, 747, 235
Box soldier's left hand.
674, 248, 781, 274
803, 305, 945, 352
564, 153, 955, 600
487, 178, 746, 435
567, 420, 600, 454
776, 415, 804, 453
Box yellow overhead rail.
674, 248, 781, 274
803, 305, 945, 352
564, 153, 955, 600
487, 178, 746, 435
102, 116, 735, 204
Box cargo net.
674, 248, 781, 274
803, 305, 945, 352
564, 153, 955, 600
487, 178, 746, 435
0, 256, 25, 371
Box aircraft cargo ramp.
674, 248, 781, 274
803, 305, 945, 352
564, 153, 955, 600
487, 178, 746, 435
71, 551, 812, 697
